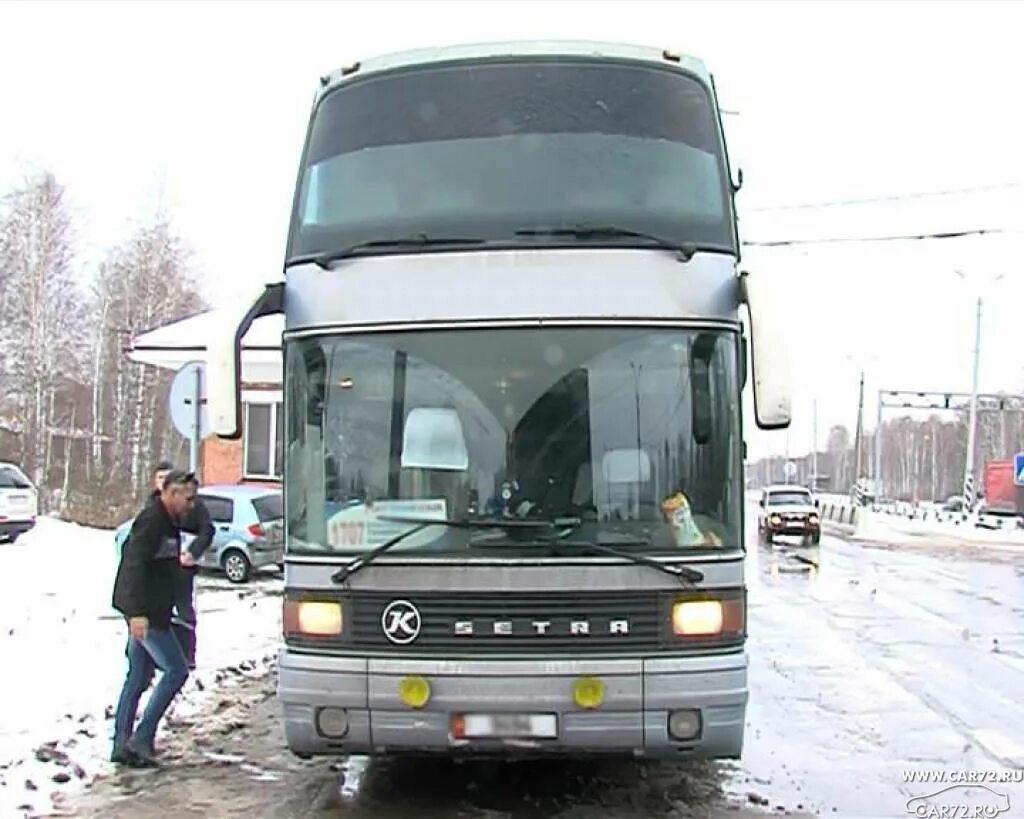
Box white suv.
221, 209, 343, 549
757, 484, 820, 545
0, 462, 37, 543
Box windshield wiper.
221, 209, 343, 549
330, 513, 703, 586
288, 235, 487, 270
547, 540, 704, 585
330, 515, 569, 584
470, 516, 703, 586
514, 225, 698, 262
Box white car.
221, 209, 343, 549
757, 484, 821, 545
0, 462, 37, 543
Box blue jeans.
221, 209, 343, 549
174, 569, 198, 668
113, 626, 189, 752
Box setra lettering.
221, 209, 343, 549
450, 618, 632, 636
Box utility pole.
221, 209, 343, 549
874, 389, 883, 497
853, 370, 865, 491
811, 398, 818, 491
963, 296, 982, 510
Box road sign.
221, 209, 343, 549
784, 460, 797, 479
1015, 452, 1024, 487
168, 362, 209, 476
169, 361, 209, 439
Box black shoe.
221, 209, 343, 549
110, 745, 141, 766
123, 739, 160, 768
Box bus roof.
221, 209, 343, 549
317, 40, 712, 98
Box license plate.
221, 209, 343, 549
460, 713, 557, 739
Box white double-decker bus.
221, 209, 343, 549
206, 41, 790, 760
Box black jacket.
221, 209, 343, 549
112, 491, 181, 628
180, 496, 215, 561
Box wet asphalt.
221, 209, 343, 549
70, 514, 1024, 819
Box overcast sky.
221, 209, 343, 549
2, 0, 1023, 460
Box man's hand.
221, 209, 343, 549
180, 552, 196, 568
129, 616, 149, 641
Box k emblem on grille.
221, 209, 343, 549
381, 599, 422, 645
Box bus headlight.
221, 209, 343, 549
284, 599, 343, 637
672, 600, 723, 636
670, 595, 745, 639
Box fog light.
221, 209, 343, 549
668, 709, 701, 740
572, 676, 605, 710
315, 706, 349, 738
398, 675, 431, 709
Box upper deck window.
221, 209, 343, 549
287, 58, 735, 261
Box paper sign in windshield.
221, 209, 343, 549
326, 499, 448, 551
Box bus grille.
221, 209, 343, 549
350, 590, 663, 654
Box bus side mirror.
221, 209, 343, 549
207, 283, 284, 439
739, 271, 791, 430
739, 333, 748, 390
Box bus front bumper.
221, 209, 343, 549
277, 651, 747, 759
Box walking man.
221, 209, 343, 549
175, 473, 214, 670
127, 462, 214, 670
111, 469, 196, 766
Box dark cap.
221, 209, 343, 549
162, 469, 196, 490
154, 459, 176, 473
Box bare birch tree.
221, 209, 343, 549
88, 220, 206, 507
0, 173, 87, 498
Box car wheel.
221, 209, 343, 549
222, 549, 252, 584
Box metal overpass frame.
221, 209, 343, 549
874, 390, 1024, 502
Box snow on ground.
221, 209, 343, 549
857, 510, 1024, 551
0, 516, 283, 818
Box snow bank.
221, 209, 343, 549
825, 507, 1024, 551
0, 516, 283, 818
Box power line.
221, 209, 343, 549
742, 227, 1020, 248
747, 182, 1024, 213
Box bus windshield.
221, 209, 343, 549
288, 59, 734, 260
285, 327, 742, 557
